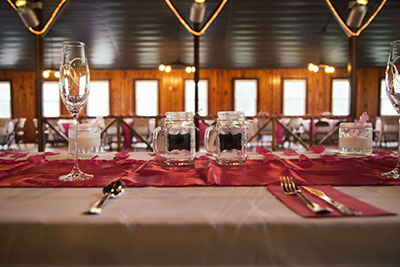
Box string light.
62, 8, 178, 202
54, 71, 60, 78
324, 0, 386, 37
165, 66, 172, 73
7, 0, 69, 35
164, 0, 227, 36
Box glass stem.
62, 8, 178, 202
73, 113, 79, 170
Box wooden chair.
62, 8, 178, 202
15, 118, 27, 150
379, 116, 399, 146
0, 118, 17, 150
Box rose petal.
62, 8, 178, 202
10, 152, 28, 159
113, 151, 130, 160
90, 155, 100, 165
283, 150, 298, 156
321, 154, 341, 164
148, 153, 157, 156
309, 145, 325, 154
298, 154, 313, 168
256, 146, 272, 154
44, 152, 60, 156
27, 155, 46, 165
262, 153, 281, 163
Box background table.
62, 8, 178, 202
1, 185, 400, 266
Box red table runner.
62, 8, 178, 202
0, 154, 399, 187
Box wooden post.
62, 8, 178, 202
35, 6, 44, 152
194, 23, 200, 151
117, 117, 121, 151
309, 117, 314, 147
349, 36, 357, 120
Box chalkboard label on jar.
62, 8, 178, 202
219, 133, 242, 151
167, 133, 191, 151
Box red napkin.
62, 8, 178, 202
267, 185, 396, 218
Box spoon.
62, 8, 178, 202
88, 180, 126, 214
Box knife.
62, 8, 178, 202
302, 186, 362, 216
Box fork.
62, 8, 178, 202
280, 176, 331, 214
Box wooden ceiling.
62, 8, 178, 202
0, 0, 399, 70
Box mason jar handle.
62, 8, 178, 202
204, 126, 217, 154
152, 127, 163, 154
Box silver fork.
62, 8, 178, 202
280, 176, 331, 214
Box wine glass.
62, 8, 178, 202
58, 41, 93, 181
382, 40, 400, 179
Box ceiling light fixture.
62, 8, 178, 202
346, 0, 368, 29
7, 0, 69, 35
42, 70, 50, 78
164, 0, 228, 36
324, 0, 386, 37
190, 0, 206, 24
42, 70, 60, 79
308, 63, 335, 74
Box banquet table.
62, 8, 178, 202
1, 151, 400, 266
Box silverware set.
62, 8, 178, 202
279, 176, 362, 216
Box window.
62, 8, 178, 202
135, 80, 158, 116
331, 79, 350, 116
282, 79, 306, 116
184, 80, 208, 116
380, 78, 397, 115
43, 81, 60, 117
87, 80, 110, 117
233, 79, 257, 116
0, 82, 11, 118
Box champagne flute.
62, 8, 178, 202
382, 40, 400, 179
59, 41, 93, 181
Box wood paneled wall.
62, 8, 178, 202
0, 68, 385, 142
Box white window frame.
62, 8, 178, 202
86, 80, 110, 117
233, 79, 258, 116
134, 80, 159, 116
282, 79, 307, 116
331, 78, 350, 116
42, 81, 60, 118
380, 78, 397, 116
0, 81, 11, 118
184, 80, 208, 116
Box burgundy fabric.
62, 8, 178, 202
0, 155, 400, 187
267, 185, 395, 217
275, 122, 283, 145
62, 123, 70, 138
121, 122, 132, 149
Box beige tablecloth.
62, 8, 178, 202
1, 185, 400, 266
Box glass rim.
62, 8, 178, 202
165, 111, 193, 117
62, 41, 86, 47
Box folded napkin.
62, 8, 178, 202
267, 185, 396, 218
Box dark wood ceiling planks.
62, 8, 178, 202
0, 0, 399, 70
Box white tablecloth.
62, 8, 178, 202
1, 185, 400, 266
1, 152, 400, 266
